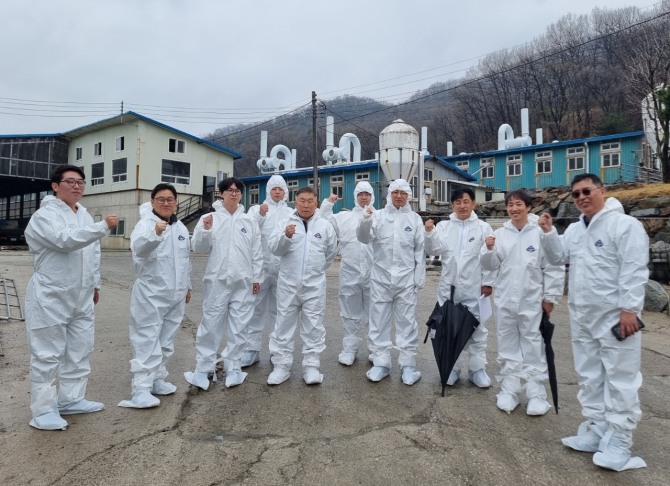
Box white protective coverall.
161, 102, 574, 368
540, 198, 648, 471
24, 195, 109, 429
244, 175, 293, 361
480, 216, 564, 412
119, 203, 191, 407
188, 203, 263, 387
319, 181, 375, 364
267, 210, 337, 378
424, 211, 495, 378
356, 179, 425, 381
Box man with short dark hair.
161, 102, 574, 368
539, 174, 648, 471
267, 186, 338, 385
24, 164, 119, 430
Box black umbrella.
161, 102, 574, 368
539, 311, 559, 413
424, 286, 480, 397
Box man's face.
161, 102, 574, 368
571, 178, 605, 219
270, 187, 285, 203
52, 170, 85, 207
452, 194, 475, 220
356, 191, 372, 208
152, 189, 177, 219
391, 190, 408, 209
506, 197, 530, 225
295, 192, 317, 219
221, 184, 242, 207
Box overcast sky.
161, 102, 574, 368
0, 0, 659, 138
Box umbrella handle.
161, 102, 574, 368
423, 327, 431, 344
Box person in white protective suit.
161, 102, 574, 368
118, 184, 192, 409
480, 190, 564, 416
242, 175, 293, 367
319, 181, 375, 366
424, 186, 495, 388
538, 173, 648, 472
24, 165, 119, 430
267, 186, 338, 385
356, 179, 425, 385
184, 177, 263, 390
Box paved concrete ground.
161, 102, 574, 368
0, 249, 669, 486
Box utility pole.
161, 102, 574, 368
312, 91, 319, 199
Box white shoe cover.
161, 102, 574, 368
469, 369, 492, 388
401, 367, 421, 385
303, 367, 324, 385
446, 369, 459, 386
59, 399, 105, 415
241, 351, 260, 368
225, 370, 248, 388
152, 379, 177, 396
29, 411, 68, 431
338, 351, 356, 366
184, 371, 210, 390
562, 421, 605, 453
526, 397, 551, 416
118, 390, 160, 409
366, 366, 390, 382
496, 393, 519, 414
268, 367, 290, 385
592, 431, 647, 471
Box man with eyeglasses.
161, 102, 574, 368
118, 183, 192, 409
24, 164, 119, 430
538, 173, 648, 471
184, 178, 263, 390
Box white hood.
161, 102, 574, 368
266, 175, 289, 203
354, 180, 375, 207
386, 179, 412, 208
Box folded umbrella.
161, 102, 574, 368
424, 285, 480, 396
539, 311, 559, 413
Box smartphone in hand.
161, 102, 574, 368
611, 317, 645, 341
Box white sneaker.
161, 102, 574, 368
303, 367, 324, 385
59, 399, 105, 415
225, 370, 248, 388
152, 379, 177, 396
29, 411, 68, 431
366, 366, 390, 382
184, 371, 210, 390
241, 351, 260, 368
496, 393, 519, 414
446, 369, 459, 386
401, 367, 421, 385
268, 367, 290, 385
526, 397, 551, 416
118, 390, 160, 409
469, 369, 492, 388
338, 351, 356, 366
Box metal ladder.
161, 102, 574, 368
0, 277, 25, 321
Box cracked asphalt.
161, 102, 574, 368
1, 249, 669, 485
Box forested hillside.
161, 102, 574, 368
205, 2, 670, 180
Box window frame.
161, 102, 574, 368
535, 150, 553, 174
481, 157, 494, 179
115, 136, 125, 152
168, 138, 186, 154
93, 142, 102, 157
161, 159, 191, 185
567, 147, 585, 171
601, 142, 621, 167
91, 162, 105, 186
75, 147, 83, 160
112, 157, 127, 183
506, 154, 522, 177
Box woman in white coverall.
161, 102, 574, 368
319, 181, 375, 366
356, 179, 425, 385
424, 186, 495, 388
243, 175, 293, 367
539, 173, 648, 472
24, 165, 119, 430
267, 186, 338, 385
184, 178, 263, 390
118, 184, 192, 409
480, 190, 564, 416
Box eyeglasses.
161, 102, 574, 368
571, 187, 601, 199
60, 178, 86, 188
224, 189, 242, 195
154, 197, 177, 204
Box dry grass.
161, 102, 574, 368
605, 183, 670, 200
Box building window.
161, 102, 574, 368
75, 147, 83, 160
601, 142, 620, 167
506, 154, 522, 176
455, 159, 469, 171
22, 193, 37, 218
536, 150, 552, 174
411, 175, 419, 197
249, 184, 259, 205
567, 147, 585, 171
91, 162, 104, 186
435, 179, 447, 202
424, 168, 434, 182
287, 180, 298, 202
109, 219, 125, 236
161, 159, 190, 185
168, 138, 186, 154
112, 157, 127, 183
217, 171, 228, 185
481, 157, 494, 179
330, 174, 344, 199
115, 136, 125, 152
9, 195, 20, 218
94, 142, 102, 157
355, 172, 369, 181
